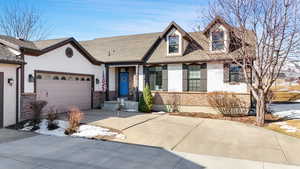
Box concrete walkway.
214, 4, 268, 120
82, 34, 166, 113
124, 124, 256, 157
0, 132, 299, 169
86, 110, 300, 166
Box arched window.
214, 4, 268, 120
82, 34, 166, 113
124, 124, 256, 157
53, 76, 59, 80
61, 76, 66, 80
81, 78, 85, 81
86, 78, 90, 81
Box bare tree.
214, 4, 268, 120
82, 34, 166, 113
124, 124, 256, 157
203, 0, 300, 126
0, 1, 50, 40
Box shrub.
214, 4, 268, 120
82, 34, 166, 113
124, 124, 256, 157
65, 107, 84, 135
47, 108, 59, 130
30, 100, 47, 128
138, 84, 153, 113
207, 92, 248, 117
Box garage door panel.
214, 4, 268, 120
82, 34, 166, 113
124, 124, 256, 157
36, 76, 92, 113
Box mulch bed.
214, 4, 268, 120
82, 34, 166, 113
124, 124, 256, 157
169, 112, 282, 125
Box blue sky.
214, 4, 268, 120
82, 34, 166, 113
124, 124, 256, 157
0, 0, 208, 40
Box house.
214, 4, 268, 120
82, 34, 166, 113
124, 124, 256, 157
80, 16, 253, 112
0, 16, 253, 127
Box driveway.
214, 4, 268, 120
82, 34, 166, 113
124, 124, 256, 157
0, 130, 299, 169
86, 110, 300, 166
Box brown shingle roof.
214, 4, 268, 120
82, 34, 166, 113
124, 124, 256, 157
0, 44, 24, 64
0, 35, 37, 49
80, 33, 160, 62
33, 38, 70, 50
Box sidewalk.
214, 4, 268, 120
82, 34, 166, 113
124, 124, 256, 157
173, 151, 300, 169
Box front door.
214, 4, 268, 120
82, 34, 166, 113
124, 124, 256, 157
119, 72, 129, 97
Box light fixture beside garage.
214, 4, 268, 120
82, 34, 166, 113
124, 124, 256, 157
65, 47, 73, 58
28, 74, 34, 82
8, 78, 14, 86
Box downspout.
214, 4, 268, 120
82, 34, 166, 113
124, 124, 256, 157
15, 65, 21, 127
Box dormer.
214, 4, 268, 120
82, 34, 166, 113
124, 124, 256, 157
209, 24, 229, 52
166, 28, 182, 56
204, 16, 232, 53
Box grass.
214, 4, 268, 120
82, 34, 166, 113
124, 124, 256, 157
271, 84, 300, 102
265, 120, 300, 139
169, 112, 281, 125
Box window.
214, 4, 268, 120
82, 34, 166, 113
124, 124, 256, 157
168, 35, 179, 54
212, 31, 225, 51
61, 76, 66, 80
229, 64, 242, 82
188, 65, 201, 91
53, 76, 59, 80
149, 66, 162, 90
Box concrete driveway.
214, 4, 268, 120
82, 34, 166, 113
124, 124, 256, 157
87, 110, 300, 166
0, 130, 299, 169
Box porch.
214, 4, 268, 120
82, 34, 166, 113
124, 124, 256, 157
104, 64, 143, 111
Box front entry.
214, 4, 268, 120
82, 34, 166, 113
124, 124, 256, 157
119, 72, 129, 97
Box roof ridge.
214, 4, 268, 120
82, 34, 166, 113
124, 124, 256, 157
81, 32, 161, 42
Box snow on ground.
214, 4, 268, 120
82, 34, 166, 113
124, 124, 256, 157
73, 125, 125, 139
270, 103, 300, 119
21, 119, 125, 139
274, 121, 299, 133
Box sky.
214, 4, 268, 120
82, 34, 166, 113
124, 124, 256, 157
0, 0, 208, 40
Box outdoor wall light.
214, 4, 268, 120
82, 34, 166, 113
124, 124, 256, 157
96, 78, 100, 84
28, 74, 34, 83
8, 78, 14, 86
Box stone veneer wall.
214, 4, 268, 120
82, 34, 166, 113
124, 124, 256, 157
152, 91, 251, 113
20, 93, 36, 121
93, 91, 105, 108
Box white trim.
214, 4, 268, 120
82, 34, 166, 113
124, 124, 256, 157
166, 28, 182, 56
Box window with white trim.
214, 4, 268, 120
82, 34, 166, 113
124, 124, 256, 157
168, 35, 179, 54
211, 31, 225, 51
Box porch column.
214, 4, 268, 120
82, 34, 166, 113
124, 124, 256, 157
105, 65, 109, 101
135, 65, 139, 101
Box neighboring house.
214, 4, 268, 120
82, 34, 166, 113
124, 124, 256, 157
0, 16, 253, 127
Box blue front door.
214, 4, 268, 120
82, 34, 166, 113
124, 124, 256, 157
119, 72, 129, 97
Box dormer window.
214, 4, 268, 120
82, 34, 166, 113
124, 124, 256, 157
212, 31, 225, 51
167, 29, 182, 56
168, 35, 179, 54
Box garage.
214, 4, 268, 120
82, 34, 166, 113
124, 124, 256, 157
36, 72, 93, 113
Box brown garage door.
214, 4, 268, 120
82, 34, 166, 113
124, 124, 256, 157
36, 73, 92, 113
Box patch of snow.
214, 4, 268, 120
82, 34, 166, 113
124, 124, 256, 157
270, 103, 300, 119
20, 119, 125, 139
273, 120, 298, 133
152, 111, 166, 115
35, 120, 68, 137
72, 125, 125, 139
125, 109, 137, 112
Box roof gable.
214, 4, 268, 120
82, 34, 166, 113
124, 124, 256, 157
23, 38, 103, 65
203, 16, 233, 35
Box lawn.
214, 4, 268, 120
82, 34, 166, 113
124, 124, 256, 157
271, 84, 300, 102
265, 120, 300, 138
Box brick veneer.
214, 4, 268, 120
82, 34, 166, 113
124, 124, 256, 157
93, 91, 105, 108
20, 93, 36, 121
152, 91, 251, 107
